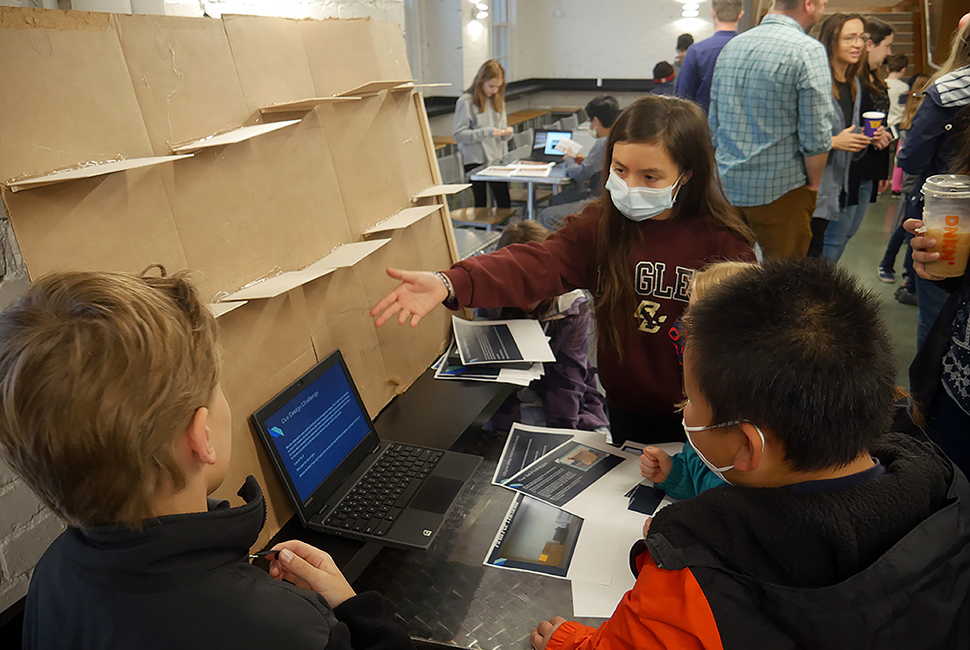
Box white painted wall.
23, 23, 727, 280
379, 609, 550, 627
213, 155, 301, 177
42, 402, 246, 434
511, 0, 715, 81
70, 0, 405, 23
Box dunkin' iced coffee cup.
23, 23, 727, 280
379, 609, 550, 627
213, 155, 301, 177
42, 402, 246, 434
862, 111, 885, 137
921, 175, 970, 278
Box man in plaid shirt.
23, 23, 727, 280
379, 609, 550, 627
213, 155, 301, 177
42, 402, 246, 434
709, 0, 834, 259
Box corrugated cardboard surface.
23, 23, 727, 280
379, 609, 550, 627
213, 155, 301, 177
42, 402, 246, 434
0, 7, 456, 545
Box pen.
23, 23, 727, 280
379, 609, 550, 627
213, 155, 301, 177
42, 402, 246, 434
248, 550, 279, 560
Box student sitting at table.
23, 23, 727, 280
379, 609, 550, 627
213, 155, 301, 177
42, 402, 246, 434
478, 221, 608, 432
371, 95, 756, 446
539, 96, 621, 231
0, 270, 413, 650
639, 259, 757, 499
531, 258, 970, 650
454, 59, 515, 208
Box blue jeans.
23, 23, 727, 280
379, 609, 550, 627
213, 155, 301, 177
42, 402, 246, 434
823, 180, 874, 263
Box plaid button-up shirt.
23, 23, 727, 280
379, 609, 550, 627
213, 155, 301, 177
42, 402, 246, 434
709, 14, 834, 207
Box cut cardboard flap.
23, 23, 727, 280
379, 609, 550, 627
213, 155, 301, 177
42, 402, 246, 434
259, 97, 361, 114
5, 155, 193, 192
412, 184, 472, 200
394, 82, 452, 90
171, 120, 301, 154
219, 239, 391, 302
210, 301, 248, 318
336, 79, 415, 98
363, 204, 442, 235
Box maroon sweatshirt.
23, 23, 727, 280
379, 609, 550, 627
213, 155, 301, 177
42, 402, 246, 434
444, 203, 754, 419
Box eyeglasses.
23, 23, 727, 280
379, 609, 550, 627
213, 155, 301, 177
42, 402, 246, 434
840, 33, 870, 45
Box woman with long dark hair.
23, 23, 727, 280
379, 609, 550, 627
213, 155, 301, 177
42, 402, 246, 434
372, 95, 755, 445
822, 16, 894, 262
808, 13, 871, 257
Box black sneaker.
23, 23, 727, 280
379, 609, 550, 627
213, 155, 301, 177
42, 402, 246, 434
894, 285, 917, 306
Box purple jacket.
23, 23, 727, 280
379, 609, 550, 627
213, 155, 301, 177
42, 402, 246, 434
481, 291, 608, 431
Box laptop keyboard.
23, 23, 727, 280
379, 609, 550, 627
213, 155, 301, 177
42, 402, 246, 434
324, 443, 443, 537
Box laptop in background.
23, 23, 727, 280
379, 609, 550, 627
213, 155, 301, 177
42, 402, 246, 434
250, 349, 481, 550
528, 129, 573, 162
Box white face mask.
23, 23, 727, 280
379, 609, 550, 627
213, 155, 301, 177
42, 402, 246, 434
605, 169, 683, 222
683, 418, 766, 485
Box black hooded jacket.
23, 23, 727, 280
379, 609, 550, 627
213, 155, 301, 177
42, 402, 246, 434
23, 476, 414, 650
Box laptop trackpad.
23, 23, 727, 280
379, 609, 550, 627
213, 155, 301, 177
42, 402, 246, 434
409, 476, 462, 514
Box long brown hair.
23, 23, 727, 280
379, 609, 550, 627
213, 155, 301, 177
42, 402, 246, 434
900, 73, 930, 131
466, 60, 506, 114
861, 17, 893, 96
594, 95, 754, 356
819, 13, 866, 101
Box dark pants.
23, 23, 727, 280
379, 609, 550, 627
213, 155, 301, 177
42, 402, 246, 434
464, 163, 511, 208
608, 405, 686, 446
925, 388, 970, 480
807, 218, 829, 258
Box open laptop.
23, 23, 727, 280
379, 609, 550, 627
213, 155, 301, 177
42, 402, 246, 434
250, 349, 481, 549
528, 128, 573, 162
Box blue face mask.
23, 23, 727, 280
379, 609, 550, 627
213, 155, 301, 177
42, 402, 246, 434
683, 418, 766, 485
605, 169, 683, 221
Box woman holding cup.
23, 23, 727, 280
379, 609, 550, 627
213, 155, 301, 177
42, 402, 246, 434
897, 18, 970, 347
822, 17, 894, 262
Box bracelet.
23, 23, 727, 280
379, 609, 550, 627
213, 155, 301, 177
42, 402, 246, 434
433, 271, 456, 303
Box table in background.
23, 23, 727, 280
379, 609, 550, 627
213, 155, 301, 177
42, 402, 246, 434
467, 163, 572, 220
507, 109, 551, 131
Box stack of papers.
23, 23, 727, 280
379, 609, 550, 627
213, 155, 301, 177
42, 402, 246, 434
484, 424, 654, 617
553, 137, 583, 157
433, 317, 555, 387
477, 161, 556, 178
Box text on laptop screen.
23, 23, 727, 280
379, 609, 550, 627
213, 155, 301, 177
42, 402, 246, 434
263, 363, 371, 501
540, 131, 570, 156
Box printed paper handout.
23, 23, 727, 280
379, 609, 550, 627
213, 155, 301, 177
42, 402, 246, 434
484, 494, 583, 579
452, 316, 555, 365
477, 161, 556, 179
504, 441, 624, 509
553, 137, 583, 157
433, 341, 543, 387
493, 426, 574, 484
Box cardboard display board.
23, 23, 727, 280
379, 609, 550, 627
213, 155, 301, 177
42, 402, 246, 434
0, 7, 458, 548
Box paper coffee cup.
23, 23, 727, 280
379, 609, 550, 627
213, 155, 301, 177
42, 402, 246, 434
862, 111, 885, 138
921, 175, 970, 278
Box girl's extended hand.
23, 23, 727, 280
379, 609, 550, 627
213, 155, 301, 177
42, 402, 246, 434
872, 126, 893, 150
832, 126, 871, 152
370, 268, 449, 327
640, 447, 673, 483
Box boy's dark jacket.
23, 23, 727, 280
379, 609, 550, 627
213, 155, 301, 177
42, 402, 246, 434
23, 476, 414, 650
549, 433, 970, 650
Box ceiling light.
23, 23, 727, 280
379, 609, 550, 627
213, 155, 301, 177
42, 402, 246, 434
476, 2, 488, 9
476, 10, 489, 19
682, 10, 699, 17
682, 3, 699, 9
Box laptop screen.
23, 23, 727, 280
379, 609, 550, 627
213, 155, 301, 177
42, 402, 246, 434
533, 130, 572, 157
261, 361, 372, 501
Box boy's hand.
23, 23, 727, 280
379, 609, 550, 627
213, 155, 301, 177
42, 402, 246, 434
642, 516, 653, 538
268, 540, 356, 609
531, 616, 567, 650
639, 447, 672, 483
370, 268, 449, 327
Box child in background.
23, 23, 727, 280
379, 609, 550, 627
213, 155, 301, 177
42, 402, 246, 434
641, 260, 757, 498
480, 221, 608, 432
454, 60, 515, 208
885, 53, 910, 135
0, 271, 411, 650
372, 95, 756, 445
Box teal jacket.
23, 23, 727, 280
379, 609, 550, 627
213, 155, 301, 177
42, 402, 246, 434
657, 444, 727, 499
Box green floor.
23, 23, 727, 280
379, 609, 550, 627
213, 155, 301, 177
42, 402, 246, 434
837, 191, 918, 388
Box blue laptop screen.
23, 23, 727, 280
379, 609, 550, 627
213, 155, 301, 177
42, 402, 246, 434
263, 363, 371, 501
